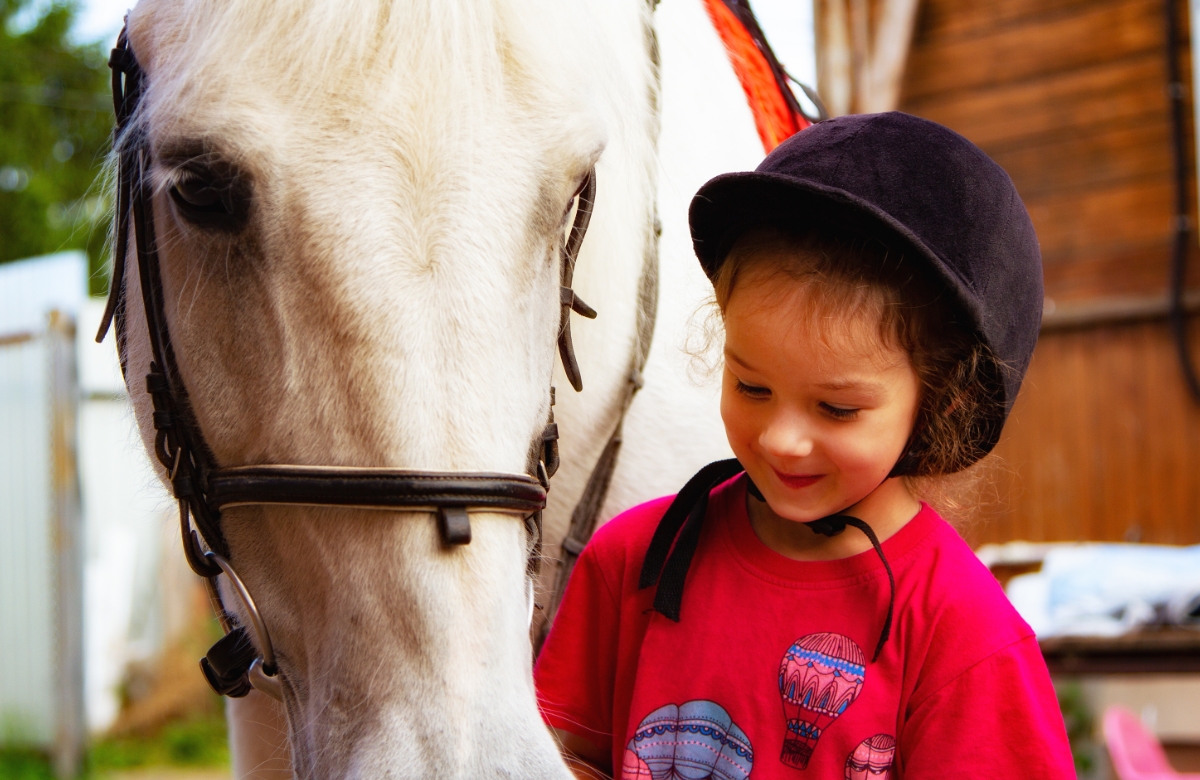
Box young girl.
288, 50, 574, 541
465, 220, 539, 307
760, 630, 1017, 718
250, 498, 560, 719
535, 112, 1075, 779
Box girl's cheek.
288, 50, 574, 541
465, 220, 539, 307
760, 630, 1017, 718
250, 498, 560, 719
720, 394, 748, 444
720, 391, 760, 455
828, 427, 893, 478
844, 418, 911, 479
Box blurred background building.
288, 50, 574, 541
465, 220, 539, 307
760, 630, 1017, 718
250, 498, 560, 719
814, 0, 1200, 774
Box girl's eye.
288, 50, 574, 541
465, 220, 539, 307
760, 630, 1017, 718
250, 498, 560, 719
735, 380, 770, 399
820, 402, 860, 420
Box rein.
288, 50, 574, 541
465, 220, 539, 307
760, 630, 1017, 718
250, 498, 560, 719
97, 28, 624, 699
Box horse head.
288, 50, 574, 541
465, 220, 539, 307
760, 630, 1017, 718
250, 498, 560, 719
107, 0, 660, 775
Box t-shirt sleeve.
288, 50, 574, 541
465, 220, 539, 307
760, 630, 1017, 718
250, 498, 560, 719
534, 543, 621, 755
898, 635, 1076, 779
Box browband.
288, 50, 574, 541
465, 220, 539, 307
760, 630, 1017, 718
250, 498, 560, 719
209, 467, 546, 546
209, 466, 546, 512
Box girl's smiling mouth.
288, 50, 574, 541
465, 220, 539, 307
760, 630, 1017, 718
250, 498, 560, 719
771, 469, 824, 489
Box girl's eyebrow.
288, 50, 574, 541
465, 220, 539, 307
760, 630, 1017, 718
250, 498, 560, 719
724, 350, 756, 371
817, 379, 888, 394
728, 349, 889, 396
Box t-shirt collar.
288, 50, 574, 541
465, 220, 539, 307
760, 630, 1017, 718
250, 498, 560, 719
715, 473, 940, 583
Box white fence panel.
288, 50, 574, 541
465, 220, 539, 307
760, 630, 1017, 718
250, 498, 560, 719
0, 253, 87, 777
76, 298, 174, 734
0, 331, 55, 746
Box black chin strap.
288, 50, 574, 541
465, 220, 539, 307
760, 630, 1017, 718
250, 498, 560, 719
638, 458, 896, 662
803, 513, 895, 662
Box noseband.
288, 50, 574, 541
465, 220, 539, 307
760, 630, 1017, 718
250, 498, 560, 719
98, 30, 601, 699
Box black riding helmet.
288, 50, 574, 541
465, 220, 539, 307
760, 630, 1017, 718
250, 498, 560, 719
639, 112, 1044, 661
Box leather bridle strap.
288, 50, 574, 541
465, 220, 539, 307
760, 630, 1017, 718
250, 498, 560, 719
209, 467, 547, 546
557, 171, 599, 392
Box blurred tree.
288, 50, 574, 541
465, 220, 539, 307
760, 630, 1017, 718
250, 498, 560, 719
1, 0, 113, 295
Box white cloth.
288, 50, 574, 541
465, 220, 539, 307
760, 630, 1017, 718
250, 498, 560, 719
1003, 544, 1200, 637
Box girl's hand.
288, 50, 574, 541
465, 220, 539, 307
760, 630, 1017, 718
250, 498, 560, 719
553, 728, 612, 780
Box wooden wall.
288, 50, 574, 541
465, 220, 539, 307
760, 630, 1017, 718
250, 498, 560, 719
975, 319, 1200, 545
898, 0, 1200, 545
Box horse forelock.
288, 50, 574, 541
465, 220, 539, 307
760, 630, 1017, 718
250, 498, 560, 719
126, 0, 614, 138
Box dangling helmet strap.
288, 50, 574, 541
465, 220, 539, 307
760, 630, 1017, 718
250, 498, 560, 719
639, 458, 896, 662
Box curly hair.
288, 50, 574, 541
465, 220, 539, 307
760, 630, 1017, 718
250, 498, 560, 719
710, 225, 1006, 478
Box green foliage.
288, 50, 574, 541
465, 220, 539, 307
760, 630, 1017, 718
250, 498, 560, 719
88, 711, 230, 772
1, 0, 113, 295
1057, 681, 1096, 775
0, 747, 55, 780
0, 709, 228, 778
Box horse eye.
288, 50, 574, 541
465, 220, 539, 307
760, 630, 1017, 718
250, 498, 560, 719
172, 176, 223, 208
168, 164, 249, 231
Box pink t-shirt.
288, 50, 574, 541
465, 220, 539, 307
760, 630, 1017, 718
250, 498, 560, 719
535, 475, 1075, 779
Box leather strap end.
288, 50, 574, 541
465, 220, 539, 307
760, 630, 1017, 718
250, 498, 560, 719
558, 324, 584, 392
200, 657, 252, 698
200, 628, 257, 698
561, 286, 597, 319
438, 506, 471, 545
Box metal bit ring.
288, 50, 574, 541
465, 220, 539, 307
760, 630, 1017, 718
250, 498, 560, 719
204, 551, 278, 674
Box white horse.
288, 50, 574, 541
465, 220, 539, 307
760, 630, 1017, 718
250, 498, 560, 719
114, 0, 763, 776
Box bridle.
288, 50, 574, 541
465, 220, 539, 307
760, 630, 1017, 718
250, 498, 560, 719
96, 29, 612, 699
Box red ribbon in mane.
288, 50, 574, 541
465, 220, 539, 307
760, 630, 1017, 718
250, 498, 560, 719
701, 0, 812, 153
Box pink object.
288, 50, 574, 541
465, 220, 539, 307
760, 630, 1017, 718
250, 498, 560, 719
1103, 706, 1200, 780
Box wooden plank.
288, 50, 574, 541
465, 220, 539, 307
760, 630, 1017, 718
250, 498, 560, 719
903, 54, 1169, 151
816, 0, 854, 118
1041, 242, 1176, 301
860, 0, 921, 112
1041, 631, 1200, 675
990, 118, 1174, 199
914, 0, 1096, 44
1099, 324, 1142, 540
967, 319, 1200, 548
1041, 289, 1200, 330
0, 330, 36, 347
1065, 331, 1099, 538
1137, 323, 1184, 541
1026, 177, 1174, 262
904, 0, 1168, 101
48, 312, 84, 779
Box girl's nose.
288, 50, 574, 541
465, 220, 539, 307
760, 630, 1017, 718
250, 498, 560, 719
759, 416, 815, 460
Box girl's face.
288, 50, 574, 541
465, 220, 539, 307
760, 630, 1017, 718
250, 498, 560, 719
720, 266, 920, 523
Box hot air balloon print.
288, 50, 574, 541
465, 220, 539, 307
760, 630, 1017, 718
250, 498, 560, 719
623, 699, 754, 780
844, 734, 896, 779
622, 749, 654, 780
778, 632, 866, 769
